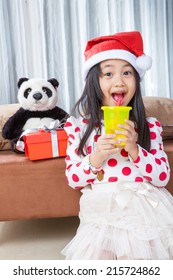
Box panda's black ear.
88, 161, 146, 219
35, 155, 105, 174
48, 78, 59, 88
17, 77, 29, 88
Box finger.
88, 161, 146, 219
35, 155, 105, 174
98, 135, 117, 144
97, 139, 120, 148
117, 123, 132, 131
98, 134, 116, 141
103, 134, 116, 139
117, 132, 137, 143
119, 120, 135, 130
125, 119, 135, 128
115, 129, 128, 136
117, 137, 127, 143
103, 144, 118, 150
103, 147, 120, 153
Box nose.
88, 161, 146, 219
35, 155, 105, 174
113, 74, 124, 87
33, 92, 42, 100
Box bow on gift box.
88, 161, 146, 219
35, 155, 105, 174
15, 119, 66, 155
39, 120, 66, 157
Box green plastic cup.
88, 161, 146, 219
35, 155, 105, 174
101, 106, 132, 146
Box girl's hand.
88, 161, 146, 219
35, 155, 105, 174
116, 120, 139, 160
89, 134, 119, 168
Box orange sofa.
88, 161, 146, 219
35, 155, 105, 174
0, 97, 173, 221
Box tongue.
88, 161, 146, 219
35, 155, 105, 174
113, 94, 124, 106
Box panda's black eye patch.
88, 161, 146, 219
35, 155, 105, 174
24, 88, 32, 98
42, 87, 52, 98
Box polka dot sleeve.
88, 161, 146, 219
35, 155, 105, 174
64, 116, 97, 189
130, 117, 170, 187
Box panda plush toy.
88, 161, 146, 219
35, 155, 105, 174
2, 77, 69, 152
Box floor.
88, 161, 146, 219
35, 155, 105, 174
0, 217, 79, 260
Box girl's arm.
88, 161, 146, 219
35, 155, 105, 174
64, 116, 99, 189
130, 118, 170, 187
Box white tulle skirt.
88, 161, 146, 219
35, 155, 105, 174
61, 182, 173, 260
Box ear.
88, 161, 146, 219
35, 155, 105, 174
48, 78, 59, 89
17, 77, 29, 88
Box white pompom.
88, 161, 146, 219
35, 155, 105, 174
136, 54, 152, 71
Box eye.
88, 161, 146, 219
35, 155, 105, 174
100, 71, 113, 78
105, 72, 113, 77
42, 87, 52, 98
123, 67, 135, 77
43, 87, 47, 93
24, 88, 32, 98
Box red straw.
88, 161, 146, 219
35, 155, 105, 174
117, 99, 122, 106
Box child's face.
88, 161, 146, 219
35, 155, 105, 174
99, 59, 136, 106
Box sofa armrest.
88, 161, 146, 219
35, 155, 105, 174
0, 104, 20, 150
143, 96, 173, 140
163, 139, 173, 195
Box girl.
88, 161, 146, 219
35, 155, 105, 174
62, 31, 173, 259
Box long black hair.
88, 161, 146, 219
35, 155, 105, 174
71, 64, 150, 156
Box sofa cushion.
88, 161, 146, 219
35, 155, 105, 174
143, 96, 173, 140
0, 151, 81, 220
0, 104, 20, 150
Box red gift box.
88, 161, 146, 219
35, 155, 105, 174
24, 129, 68, 160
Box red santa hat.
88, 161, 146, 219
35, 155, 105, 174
83, 31, 152, 80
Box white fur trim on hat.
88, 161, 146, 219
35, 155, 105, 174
136, 54, 152, 71
83, 49, 152, 81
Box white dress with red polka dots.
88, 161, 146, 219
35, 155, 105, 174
61, 116, 173, 260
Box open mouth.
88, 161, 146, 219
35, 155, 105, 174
111, 92, 125, 106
